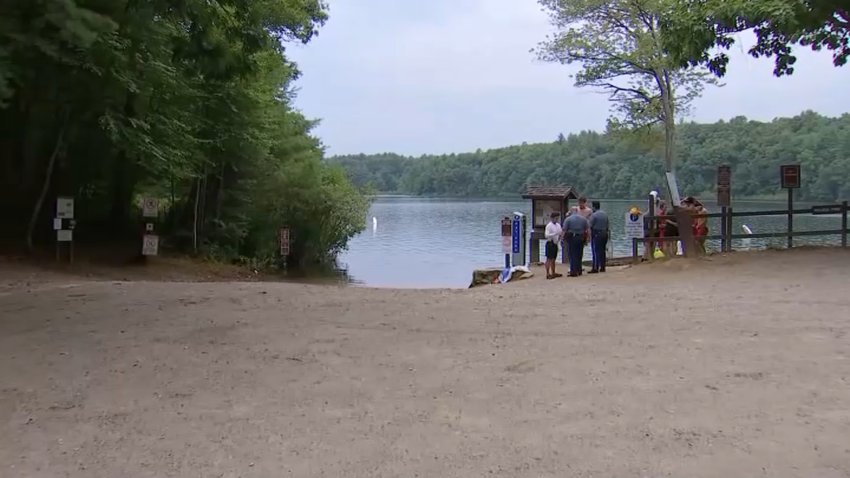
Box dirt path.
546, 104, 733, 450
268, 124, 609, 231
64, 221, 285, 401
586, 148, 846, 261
2, 248, 850, 477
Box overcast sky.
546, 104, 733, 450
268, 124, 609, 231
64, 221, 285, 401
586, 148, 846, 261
286, 0, 850, 157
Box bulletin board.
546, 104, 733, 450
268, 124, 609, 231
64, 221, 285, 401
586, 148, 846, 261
533, 199, 562, 228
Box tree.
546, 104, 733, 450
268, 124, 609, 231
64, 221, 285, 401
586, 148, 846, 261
535, 0, 718, 203
661, 0, 849, 76
0, 0, 368, 268
332, 112, 850, 202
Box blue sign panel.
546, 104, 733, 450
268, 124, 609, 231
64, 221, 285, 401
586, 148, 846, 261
511, 218, 521, 253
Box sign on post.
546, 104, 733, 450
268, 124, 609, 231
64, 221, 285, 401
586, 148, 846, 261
56, 197, 74, 219
717, 165, 731, 207
142, 234, 159, 256
279, 228, 290, 256
781, 164, 801, 249
624, 209, 645, 239
510, 213, 526, 267
781, 164, 801, 189
142, 197, 159, 218
500, 217, 512, 254
54, 197, 76, 263
511, 218, 521, 254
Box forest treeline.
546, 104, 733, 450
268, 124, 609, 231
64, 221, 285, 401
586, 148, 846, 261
330, 112, 850, 201
0, 0, 369, 266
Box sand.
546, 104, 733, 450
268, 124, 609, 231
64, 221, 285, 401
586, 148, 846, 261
1, 248, 850, 477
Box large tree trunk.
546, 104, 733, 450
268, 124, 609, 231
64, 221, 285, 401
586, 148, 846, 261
658, 69, 681, 205
26, 112, 68, 252
109, 92, 138, 231
215, 161, 225, 221
192, 177, 201, 253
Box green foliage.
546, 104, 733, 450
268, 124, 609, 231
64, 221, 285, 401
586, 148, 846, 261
536, 0, 716, 131
331, 111, 850, 202
0, 0, 368, 266
535, 0, 720, 202
662, 0, 850, 76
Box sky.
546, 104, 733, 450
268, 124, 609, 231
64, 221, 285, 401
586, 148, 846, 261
286, 0, 850, 157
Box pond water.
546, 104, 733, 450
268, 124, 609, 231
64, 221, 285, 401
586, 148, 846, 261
337, 196, 845, 288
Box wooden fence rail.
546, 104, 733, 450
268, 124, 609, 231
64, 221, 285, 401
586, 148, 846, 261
631, 200, 848, 262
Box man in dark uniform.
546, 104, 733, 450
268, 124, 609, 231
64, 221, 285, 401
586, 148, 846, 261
562, 210, 589, 277
589, 201, 609, 273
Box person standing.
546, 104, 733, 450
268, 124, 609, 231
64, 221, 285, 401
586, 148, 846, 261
566, 196, 593, 251
544, 212, 563, 279
568, 196, 594, 220
589, 201, 609, 273
563, 211, 589, 277
661, 200, 680, 257
692, 199, 709, 255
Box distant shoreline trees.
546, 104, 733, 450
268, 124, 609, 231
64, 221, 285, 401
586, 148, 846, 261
329, 112, 850, 202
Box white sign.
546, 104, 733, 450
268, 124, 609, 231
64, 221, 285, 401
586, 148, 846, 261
56, 197, 74, 219
145, 222, 154, 232
57, 230, 73, 242
53, 218, 63, 230
142, 234, 159, 256
665, 172, 682, 207
279, 228, 290, 256
624, 210, 645, 239
142, 197, 159, 218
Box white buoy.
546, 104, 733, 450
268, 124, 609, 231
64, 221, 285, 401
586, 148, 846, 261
372, 217, 378, 232
742, 225, 753, 235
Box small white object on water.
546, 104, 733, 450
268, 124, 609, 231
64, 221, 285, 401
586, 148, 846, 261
372, 217, 377, 232
742, 224, 753, 250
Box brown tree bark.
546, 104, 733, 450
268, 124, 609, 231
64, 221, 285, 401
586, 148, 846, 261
26, 111, 69, 252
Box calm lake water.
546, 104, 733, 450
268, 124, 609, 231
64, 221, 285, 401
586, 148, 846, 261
337, 196, 845, 288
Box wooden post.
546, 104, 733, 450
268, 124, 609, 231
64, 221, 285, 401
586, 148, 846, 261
528, 237, 535, 265
558, 203, 570, 264
720, 206, 728, 252
675, 206, 696, 258
842, 201, 848, 248
632, 238, 640, 264
646, 194, 656, 260
787, 188, 794, 249
726, 207, 734, 252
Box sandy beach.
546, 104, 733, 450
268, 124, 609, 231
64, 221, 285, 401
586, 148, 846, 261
2, 248, 850, 477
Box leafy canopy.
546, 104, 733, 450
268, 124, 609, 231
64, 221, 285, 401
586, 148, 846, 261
535, 0, 717, 132
661, 0, 850, 76
1, 0, 369, 267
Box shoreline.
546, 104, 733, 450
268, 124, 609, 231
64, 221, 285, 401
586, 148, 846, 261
3, 246, 847, 291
